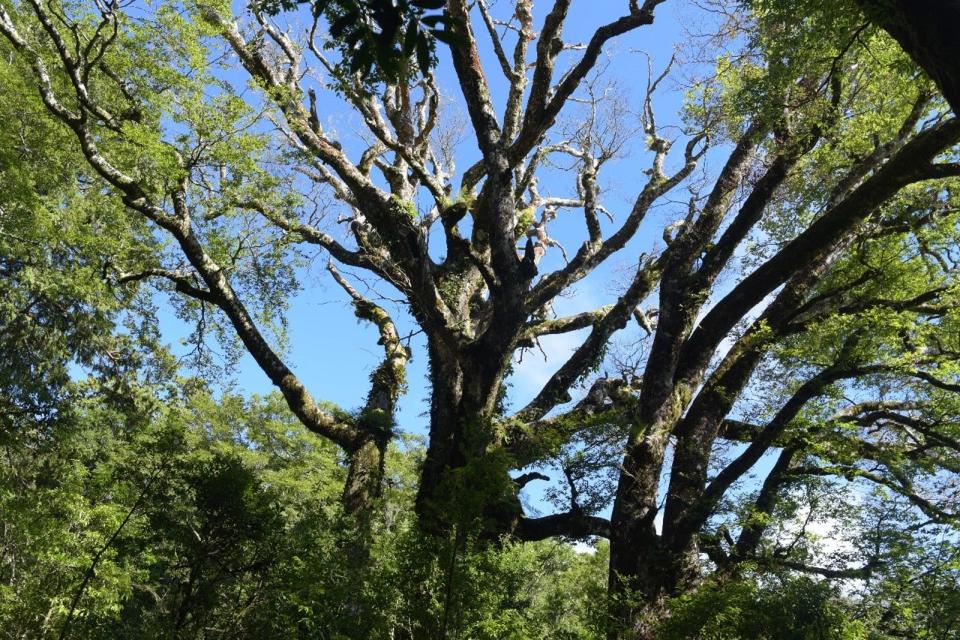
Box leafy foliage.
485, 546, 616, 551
258, 0, 455, 83
660, 577, 866, 640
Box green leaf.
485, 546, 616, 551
329, 9, 359, 39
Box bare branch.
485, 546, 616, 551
521, 306, 613, 340
113, 267, 218, 304
510, 0, 666, 165
517, 254, 661, 422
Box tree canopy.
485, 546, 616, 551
1, 0, 960, 638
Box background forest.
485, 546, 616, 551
1, 0, 960, 638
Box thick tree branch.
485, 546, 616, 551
514, 511, 611, 541
677, 117, 960, 386
728, 446, 798, 564
520, 306, 612, 341
516, 255, 660, 422
855, 0, 960, 114
445, 0, 502, 156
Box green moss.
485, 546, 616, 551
438, 271, 468, 308
514, 206, 536, 236
440, 187, 477, 212
358, 406, 396, 436
317, 400, 354, 423
389, 194, 419, 220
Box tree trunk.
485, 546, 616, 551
415, 338, 467, 531
608, 527, 701, 639
337, 437, 388, 636
607, 389, 702, 639
856, 0, 960, 114
415, 334, 518, 535
607, 429, 672, 639
342, 437, 388, 518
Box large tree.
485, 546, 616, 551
2, 0, 960, 637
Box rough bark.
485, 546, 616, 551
856, 0, 960, 114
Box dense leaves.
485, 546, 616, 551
257, 0, 454, 84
